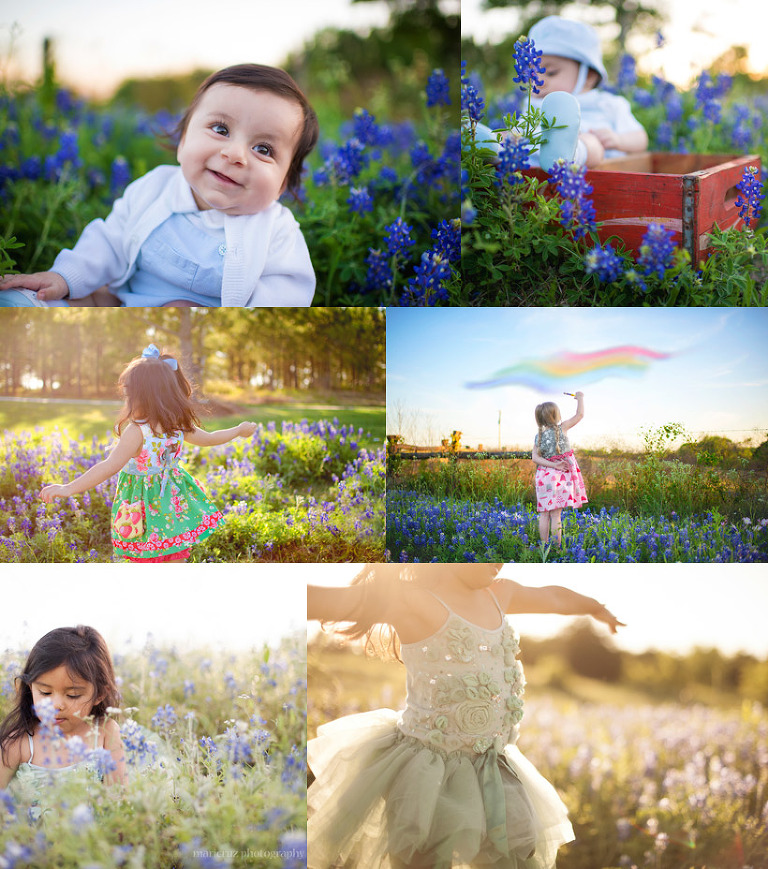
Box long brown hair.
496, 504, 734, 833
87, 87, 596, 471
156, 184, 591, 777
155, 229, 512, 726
173, 63, 319, 200
115, 350, 201, 437
0, 626, 121, 764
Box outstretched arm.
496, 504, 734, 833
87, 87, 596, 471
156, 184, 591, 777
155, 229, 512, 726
561, 391, 584, 431
39, 424, 143, 502
495, 579, 625, 634
185, 421, 257, 447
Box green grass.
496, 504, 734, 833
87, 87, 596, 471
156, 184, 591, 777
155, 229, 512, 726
0, 398, 385, 444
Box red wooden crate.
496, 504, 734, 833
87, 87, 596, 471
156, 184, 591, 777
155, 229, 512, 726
525, 152, 761, 263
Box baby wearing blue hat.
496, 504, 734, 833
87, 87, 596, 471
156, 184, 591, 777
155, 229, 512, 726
473, 16, 648, 170
530, 16, 648, 168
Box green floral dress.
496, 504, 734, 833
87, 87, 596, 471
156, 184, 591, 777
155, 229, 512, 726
111, 422, 222, 561
308, 590, 575, 869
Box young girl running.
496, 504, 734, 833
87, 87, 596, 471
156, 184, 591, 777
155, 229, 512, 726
531, 392, 588, 548
307, 563, 624, 869
39, 343, 257, 562
0, 625, 126, 816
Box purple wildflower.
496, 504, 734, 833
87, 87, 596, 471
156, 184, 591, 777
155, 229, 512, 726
426, 69, 451, 107
513, 37, 545, 94
638, 223, 676, 279
735, 165, 763, 228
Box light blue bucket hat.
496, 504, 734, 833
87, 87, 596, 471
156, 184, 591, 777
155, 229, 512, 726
528, 16, 608, 86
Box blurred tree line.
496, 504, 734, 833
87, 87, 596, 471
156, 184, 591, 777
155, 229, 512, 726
523, 620, 768, 706
111, 0, 459, 121
0, 308, 385, 399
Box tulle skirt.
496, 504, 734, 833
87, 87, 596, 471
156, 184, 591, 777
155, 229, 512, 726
308, 709, 574, 869
534, 451, 588, 513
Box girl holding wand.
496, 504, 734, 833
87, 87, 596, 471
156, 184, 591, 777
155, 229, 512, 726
531, 391, 588, 548
307, 563, 624, 868
0, 625, 126, 816
39, 343, 257, 562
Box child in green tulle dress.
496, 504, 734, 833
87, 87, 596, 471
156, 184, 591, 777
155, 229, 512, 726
307, 564, 624, 869
40, 343, 256, 562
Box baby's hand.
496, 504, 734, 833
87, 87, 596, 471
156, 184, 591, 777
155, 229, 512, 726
574, 391, 584, 400
40, 484, 71, 503
237, 421, 258, 438
0, 271, 70, 301
589, 128, 620, 150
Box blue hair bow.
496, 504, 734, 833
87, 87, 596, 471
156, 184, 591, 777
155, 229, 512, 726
142, 344, 178, 371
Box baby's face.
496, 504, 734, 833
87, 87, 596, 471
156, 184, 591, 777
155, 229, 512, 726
30, 665, 97, 737
177, 83, 303, 215
538, 55, 582, 96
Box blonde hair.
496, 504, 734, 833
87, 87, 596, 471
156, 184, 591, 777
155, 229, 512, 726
535, 401, 564, 454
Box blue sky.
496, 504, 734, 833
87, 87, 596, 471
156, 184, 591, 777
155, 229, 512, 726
386, 308, 768, 451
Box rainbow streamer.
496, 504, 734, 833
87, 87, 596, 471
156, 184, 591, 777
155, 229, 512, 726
466, 346, 673, 393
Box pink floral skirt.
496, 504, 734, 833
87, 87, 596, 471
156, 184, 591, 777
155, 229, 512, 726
535, 450, 588, 513
123, 548, 191, 564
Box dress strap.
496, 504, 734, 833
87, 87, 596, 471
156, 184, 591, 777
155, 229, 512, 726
486, 587, 506, 618
27, 732, 34, 762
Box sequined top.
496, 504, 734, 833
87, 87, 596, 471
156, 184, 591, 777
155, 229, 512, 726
534, 424, 571, 459
398, 590, 526, 756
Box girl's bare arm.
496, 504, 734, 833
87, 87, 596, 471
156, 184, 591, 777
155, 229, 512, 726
531, 443, 569, 471
561, 391, 584, 431
496, 579, 624, 633
39, 424, 143, 501
185, 421, 257, 447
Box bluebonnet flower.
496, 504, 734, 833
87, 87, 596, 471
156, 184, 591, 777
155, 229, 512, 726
616, 55, 637, 90
351, 109, 380, 147
151, 703, 177, 733
426, 69, 451, 107
513, 37, 545, 94
384, 217, 415, 258
585, 243, 624, 282
365, 249, 393, 292
461, 62, 485, 123
347, 185, 374, 215
177, 839, 231, 869
496, 136, 530, 187
86, 747, 117, 777
280, 831, 307, 869
70, 803, 94, 830
632, 88, 655, 109
400, 251, 451, 306
735, 165, 763, 228
430, 219, 460, 263
638, 223, 676, 280
110, 156, 131, 196
548, 160, 596, 239
656, 121, 674, 149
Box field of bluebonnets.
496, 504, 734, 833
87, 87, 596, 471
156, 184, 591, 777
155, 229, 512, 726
0, 60, 459, 307
308, 641, 768, 869
461, 36, 768, 305
0, 417, 385, 563
1, 633, 306, 868
385, 427, 768, 563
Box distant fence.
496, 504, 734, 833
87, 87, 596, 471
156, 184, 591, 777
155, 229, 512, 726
395, 450, 531, 460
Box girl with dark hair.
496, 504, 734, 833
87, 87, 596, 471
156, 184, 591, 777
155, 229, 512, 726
0, 63, 319, 308
0, 626, 125, 807
39, 344, 257, 562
